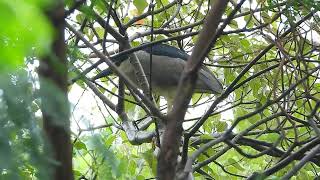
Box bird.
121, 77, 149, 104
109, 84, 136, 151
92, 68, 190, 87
92, 43, 223, 109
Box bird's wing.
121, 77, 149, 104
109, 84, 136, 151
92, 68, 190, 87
137, 51, 223, 95
142, 44, 223, 95
196, 66, 223, 94
142, 43, 189, 61
137, 51, 184, 87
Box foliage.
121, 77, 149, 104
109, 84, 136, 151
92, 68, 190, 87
0, 0, 52, 71
0, 0, 53, 179
0, 69, 52, 179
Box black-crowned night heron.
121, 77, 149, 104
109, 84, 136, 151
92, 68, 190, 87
92, 44, 223, 108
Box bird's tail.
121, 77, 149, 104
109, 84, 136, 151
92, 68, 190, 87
91, 68, 113, 81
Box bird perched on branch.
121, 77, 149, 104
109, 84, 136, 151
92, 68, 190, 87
92, 43, 223, 108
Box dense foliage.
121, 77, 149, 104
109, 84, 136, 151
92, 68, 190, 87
1, 0, 320, 179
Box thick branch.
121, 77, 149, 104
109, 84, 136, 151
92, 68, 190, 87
157, 1, 230, 179
39, 2, 73, 179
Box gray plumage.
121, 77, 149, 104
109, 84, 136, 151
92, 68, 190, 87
92, 44, 223, 107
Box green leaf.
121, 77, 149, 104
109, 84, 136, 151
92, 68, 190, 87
142, 149, 157, 175
73, 170, 83, 178
92, 0, 106, 13
229, 19, 238, 29
96, 27, 105, 39
78, 5, 96, 19
76, 13, 85, 23
240, 39, 251, 49
128, 160, 137, 175
227, 158, 245, 171
136, 175, 145, 180
74, 141, 87, 150
216, 121, 228, 132
105, 134, 116, 147
191, 93, 202, 104
203, 119, 214, 133
249, 80, 261, 98
133, 0, 148, 14
261, 12, 272, 23
200, 134, 214, 140
224, 68, 236, 85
